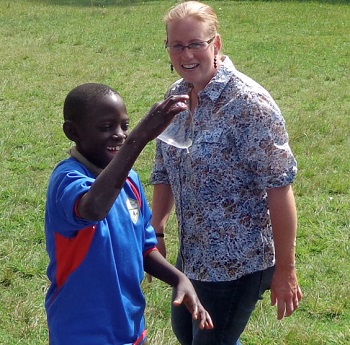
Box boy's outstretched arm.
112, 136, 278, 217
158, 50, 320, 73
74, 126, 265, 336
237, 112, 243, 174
77, 95, 189, 221
144, 250, 214, 330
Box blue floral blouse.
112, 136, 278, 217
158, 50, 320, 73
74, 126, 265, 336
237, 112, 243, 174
151, 56, 297, 282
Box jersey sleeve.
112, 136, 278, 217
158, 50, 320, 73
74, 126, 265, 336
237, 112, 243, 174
46, 161, 97, 236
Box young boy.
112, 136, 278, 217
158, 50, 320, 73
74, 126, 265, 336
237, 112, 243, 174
44, 83, 213, 345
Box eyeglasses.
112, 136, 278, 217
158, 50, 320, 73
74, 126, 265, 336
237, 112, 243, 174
166, 36, 216, 54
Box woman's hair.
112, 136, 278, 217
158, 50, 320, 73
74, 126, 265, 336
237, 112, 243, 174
164, 1, 219, 37
63, 83, 120, 123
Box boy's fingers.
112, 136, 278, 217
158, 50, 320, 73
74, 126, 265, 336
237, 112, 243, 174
197, 308, 214, 330
172, 291, 184, 306
173, 286, 214, 330
173, 293, 199, 319
158, 95, 189, 115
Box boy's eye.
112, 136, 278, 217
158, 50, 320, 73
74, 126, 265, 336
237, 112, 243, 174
100, 125, 112, 131
122, 122, 130, 131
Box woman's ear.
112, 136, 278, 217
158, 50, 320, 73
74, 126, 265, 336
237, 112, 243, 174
214, 34, 222, 55
63, 120, 79, 142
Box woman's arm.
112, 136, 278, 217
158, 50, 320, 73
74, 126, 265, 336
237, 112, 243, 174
267, 185, 303, 320
151, 183, 174, 257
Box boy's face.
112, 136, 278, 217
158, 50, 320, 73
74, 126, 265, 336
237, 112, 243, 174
75, 93, 130, 169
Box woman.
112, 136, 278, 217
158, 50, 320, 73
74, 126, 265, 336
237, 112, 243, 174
151, 2, 302, 344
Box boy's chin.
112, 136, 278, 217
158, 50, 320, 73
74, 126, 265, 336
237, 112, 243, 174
103, 154, 117, 166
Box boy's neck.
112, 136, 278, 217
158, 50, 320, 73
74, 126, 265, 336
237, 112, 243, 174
69, 146, 103, 176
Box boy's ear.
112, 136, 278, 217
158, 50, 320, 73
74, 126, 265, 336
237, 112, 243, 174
63, 120, 79, 142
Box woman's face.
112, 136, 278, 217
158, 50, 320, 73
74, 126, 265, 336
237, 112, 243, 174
166, 17, 221, 91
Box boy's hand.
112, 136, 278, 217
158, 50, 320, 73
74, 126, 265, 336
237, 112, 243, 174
173, 279, 214, 330
144, 250, 213, 330
133, 95, 189, 142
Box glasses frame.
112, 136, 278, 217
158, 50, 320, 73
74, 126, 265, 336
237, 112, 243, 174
165, 36, 216, 54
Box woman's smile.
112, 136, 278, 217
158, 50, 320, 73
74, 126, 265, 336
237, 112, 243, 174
182, 63, 199, 70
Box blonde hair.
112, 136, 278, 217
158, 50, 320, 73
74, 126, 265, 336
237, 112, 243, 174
164, 1, 219, 37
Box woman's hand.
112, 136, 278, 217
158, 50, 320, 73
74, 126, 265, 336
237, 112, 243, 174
270, 267, 302, 319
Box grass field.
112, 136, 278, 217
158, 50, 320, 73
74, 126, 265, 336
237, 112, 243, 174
0, 0, 349, 344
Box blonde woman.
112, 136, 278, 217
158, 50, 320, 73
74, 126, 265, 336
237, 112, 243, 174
151, 2, 302, 344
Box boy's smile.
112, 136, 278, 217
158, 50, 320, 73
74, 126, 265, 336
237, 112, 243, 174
107, 145, 122, 153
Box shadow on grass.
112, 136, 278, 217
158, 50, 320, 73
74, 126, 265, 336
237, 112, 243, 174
27, 0, 350, 7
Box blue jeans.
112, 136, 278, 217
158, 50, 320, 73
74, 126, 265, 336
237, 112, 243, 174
171, 255, 275, 345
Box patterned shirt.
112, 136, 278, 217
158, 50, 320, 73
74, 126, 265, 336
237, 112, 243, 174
151, 56, 297, 282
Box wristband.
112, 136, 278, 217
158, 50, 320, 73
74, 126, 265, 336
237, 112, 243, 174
155, 233, 164, 238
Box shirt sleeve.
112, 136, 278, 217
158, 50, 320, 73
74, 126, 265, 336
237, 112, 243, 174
235, 93, 297, 189
49, 167, 97, 236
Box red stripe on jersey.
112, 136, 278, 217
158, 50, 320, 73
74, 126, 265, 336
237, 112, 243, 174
144, 247, 158, 257
55, 225, 96, 288
133, 329, 148, 345
127, 177, 142, 208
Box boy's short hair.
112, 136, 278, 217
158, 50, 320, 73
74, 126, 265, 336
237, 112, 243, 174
64, 83, 120, 124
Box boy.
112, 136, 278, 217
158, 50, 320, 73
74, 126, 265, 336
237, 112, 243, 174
45, 83, 213, 345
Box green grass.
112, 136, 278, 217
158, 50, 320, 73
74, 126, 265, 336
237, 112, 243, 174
1, 0, 349, 344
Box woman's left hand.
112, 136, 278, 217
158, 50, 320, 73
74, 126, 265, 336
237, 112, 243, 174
270, 267, 303, 320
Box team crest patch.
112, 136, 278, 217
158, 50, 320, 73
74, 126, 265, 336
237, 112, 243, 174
126, 197, 140, 224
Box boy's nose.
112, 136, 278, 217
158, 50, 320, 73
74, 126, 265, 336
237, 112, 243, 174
112, 131, 126, 140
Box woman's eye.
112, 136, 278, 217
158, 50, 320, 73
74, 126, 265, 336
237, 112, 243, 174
190, 42, 204, 49
173, 44, 183, 50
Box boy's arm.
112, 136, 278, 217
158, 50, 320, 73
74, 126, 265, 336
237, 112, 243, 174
77, 95, 189, 221
144, 250, 214, 330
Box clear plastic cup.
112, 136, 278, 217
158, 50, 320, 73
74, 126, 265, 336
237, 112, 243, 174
157, 108, 193, 150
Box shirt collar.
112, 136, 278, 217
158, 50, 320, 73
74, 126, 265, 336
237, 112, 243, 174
69, 146, 103, 176
179, 55, 236, 102
202, 55, 236, 101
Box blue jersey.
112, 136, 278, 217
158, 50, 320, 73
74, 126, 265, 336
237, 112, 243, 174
45, 157, 156, 345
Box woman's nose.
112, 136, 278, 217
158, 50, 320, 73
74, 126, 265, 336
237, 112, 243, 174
181, 47, 194, 58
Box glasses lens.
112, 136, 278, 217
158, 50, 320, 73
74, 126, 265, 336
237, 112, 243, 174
167, 44, 182, 53
167, 38, 213, 53
189, 42, 206, 51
